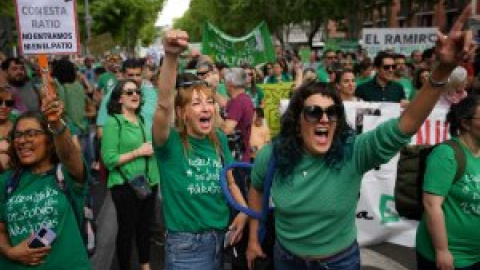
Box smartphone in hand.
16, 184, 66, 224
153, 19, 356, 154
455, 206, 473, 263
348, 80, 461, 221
29, 225, 56, 248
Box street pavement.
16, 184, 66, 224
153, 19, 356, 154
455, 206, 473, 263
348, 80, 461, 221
89, 176, 417, 270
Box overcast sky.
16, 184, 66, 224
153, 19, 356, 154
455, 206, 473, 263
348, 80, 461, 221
155, 0, 191, 27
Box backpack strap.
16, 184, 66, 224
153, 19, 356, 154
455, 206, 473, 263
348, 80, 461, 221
444, 140, 466, 183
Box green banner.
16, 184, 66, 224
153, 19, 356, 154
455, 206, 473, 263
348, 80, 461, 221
201, 22, 276, 66
258, 83, 293, 136
324, 38, 358, 52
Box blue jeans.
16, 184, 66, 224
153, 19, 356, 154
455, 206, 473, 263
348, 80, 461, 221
274, 240, 361, 270
165, 230, 224, 270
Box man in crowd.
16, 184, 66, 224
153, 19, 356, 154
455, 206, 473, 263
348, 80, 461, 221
1, 57, 40, 113
316, 49, 337, 83
355, 52, 406, 103
221, 68, 254, 162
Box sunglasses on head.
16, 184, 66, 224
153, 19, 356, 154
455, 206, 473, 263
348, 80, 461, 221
382, 64, 397, 70
303, 105, 340, 123
177, 80, 209, 89
0, 99, 14, 108
123, 89, 141, 96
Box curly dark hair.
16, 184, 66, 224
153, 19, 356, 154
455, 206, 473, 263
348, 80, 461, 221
273, 82, 354, 178
8, 112, 59, 170
107, 79, 143, 115
446, 95, 480, 136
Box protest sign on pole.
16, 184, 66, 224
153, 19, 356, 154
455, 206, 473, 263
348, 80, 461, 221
15, 0, 80, 55
202, 22, 276, 66
259, 83, 293, 136
362, 28, 436, 58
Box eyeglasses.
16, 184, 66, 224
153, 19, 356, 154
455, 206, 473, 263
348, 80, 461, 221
245, 72, 253, 76
12, 129, 46, 141
326, 55, 337, 60
177, 80, 209, 88
0, 99, 14, 108
123, 89, 141, 96
382, 64, 397, 70
303, 105, 340, 123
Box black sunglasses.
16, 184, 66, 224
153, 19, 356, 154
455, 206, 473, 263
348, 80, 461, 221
382, 64, 397, 70
197, 71, 209, 76
0, 99, 14, 108
123, 89, 141, 96
303, 105, 340, 123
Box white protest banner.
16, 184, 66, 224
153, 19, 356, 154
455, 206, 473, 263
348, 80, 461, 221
15, 0, 79, 55
362, 28, 437, 58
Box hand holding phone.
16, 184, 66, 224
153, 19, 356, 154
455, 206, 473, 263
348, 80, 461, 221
28, 225, 56, 248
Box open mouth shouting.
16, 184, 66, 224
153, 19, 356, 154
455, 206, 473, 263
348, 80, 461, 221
198, 115, 213, 130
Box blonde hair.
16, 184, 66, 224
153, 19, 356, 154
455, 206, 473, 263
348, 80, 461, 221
174, 84, 222, 157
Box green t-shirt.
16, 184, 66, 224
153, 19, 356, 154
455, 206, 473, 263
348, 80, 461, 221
416, 138, 480, 268
251, 118, 411, 257
217, 82, 228, 98
97, 71, 117, 95
316, 65, 330, 83
355, 75, 373, 87
57, 81, 87, 132
101, 114, 160, 188
246, 86, 264, 108
0, 167, 91, 270
396, 77, 415, 100
154, 128, 234, 232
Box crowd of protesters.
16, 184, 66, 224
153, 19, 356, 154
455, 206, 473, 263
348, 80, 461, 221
0, 5, 478, 270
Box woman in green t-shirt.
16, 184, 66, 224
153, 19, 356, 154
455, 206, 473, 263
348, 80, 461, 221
0, 96, 90, 269
245, 6, 474, 270
101, 79, 159, 270
153, 31, 248, 270
416, 96, 480, 270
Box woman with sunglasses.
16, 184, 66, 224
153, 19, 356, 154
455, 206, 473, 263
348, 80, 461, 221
101, 79, 160, 270
154, 31, 248, 270
0, 86, 16, 172
245, 6, 475, 270
0, 96, 91, 269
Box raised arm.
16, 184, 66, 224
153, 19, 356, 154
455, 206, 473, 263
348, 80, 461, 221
399, 5, 474, 135
42, 95, 85, 184
153, 30, 189, 146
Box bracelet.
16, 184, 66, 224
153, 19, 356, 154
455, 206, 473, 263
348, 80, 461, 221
47, 119, 67, 136
428, 73, 450, 88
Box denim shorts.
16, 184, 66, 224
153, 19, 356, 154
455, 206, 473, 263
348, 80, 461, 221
165, 230, 224, 270
274, 240, 361, 270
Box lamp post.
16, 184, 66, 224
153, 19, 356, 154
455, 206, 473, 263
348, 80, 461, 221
85, 0, 92, 55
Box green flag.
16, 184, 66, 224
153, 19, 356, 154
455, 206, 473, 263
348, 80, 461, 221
201, 22, 276, 66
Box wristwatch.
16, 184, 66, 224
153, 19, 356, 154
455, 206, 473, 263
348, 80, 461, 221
428, 73, 450, 88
